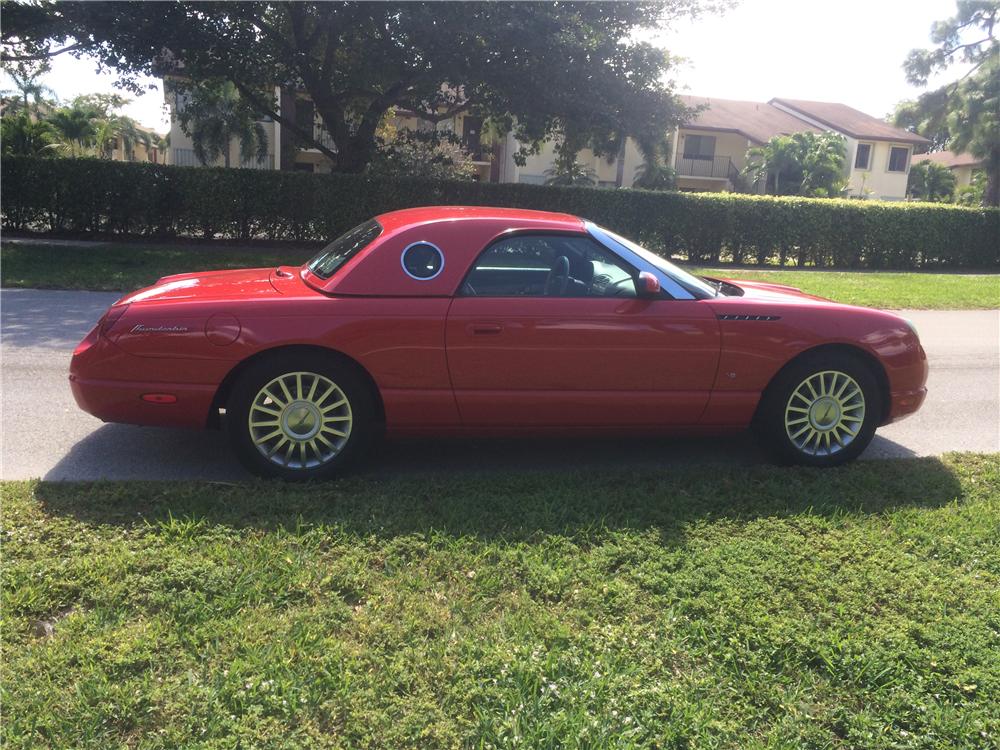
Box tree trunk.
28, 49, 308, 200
984, 146, 1000, 208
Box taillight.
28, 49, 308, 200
99, 304, 130, 338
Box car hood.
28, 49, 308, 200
720, 278, 834, 305
117, 267, 301, 305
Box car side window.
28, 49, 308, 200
461, 234, 638, 297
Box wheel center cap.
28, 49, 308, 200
809, 397, 841, 430
282, 400, 321, 440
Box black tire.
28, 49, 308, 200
755, 351, 882, 468
225, 352, 379, 480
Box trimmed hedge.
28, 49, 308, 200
3, 155, 997, 268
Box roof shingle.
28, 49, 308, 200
678, 95, 821, 144
769, 98, 930, 145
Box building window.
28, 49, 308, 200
887, 146, 909, 172
682, 134, 716, 161
854, 143, 872, 170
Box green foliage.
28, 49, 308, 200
956, 169, 988, 205
746, 132, 848, 197
176, 80, 269, 168
1, 2, 713, 173
633, 134, 677, 191
367, 130, 479, 182
0, 112, 56, 156
907, 160, 959, 202
899, 1, 999, 206
2, 454, 999, 748
2, 155, 997, 268
544, 161, 598, 187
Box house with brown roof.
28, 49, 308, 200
911, 150, 985, 190
670, 96, 823, 193
768, 98, 930, 200
667, 95, 930, 198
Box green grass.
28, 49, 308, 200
694, 267, 999, 310
3, 454, 999, 748
2, 238, 998, 308
0, 240, 312, 293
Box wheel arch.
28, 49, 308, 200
753, 343, 892, 426
207, 344, 386, 429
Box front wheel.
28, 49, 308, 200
756, 352, 882, 467
226, 353, 377, 480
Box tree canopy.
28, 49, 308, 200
1, 1, 724, 173
894, 0, 999, 206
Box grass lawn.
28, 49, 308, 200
0, 239, 313, 293
2, 238, 998, 309
3, 454, 998, 748
693, 267, 1000, 310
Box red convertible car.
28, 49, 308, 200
71, 206, 927, 478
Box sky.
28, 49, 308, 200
1, 0, 969, 133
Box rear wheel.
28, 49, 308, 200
226, 353, 377, 479
757, 352, 881, 467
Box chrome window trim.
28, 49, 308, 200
400, 241, 445, 281
585, 222, 698, 300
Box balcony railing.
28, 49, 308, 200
312, 124, 337, 151
674, 155, 735, 180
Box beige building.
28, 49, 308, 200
768, 99, 930, 200
911, 150, 985, 189
161, 76, 930, 199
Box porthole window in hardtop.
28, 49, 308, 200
401, 242, 444, 280
307, 220, 382, 279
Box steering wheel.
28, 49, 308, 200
461, 280, 477, 296
544, 255, 571, 296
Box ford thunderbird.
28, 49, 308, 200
70, 206, 927, 478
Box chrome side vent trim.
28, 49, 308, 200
717, 314, 782, 321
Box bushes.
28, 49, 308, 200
3, 155, 997, 268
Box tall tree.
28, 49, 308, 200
0, 59, 54, 116
897, 0, 999, 206
0, 1, 720, 173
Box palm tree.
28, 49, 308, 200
906, 161, 957, 202
745, 135, 803, 195
93, 115, 152, 160
798, 132, 847, 197
46, 105, 98, 157
182, 82, 268, 168
746, 132, 847, 196
633, 134, 676, 190
544, 160, 597, 187
1, 68, 56, 118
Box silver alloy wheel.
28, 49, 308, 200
248, 371, 352, 469
784, 370, 865, 456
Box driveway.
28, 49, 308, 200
2, 288, 997, 480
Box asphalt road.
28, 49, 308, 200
2, 288, 997, 481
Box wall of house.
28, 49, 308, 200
674, 129, 751, 172
844, 139, 911, 200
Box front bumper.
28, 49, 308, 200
70, 374, 217, 429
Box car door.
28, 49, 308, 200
445, 233, 721, 428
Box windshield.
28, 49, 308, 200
306, 220, 382, 279
590, 224, 718, 299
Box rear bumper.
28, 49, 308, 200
70, 374, 216, 429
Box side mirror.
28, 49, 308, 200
637, 271, 661, 296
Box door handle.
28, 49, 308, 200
469, 323, 503, 335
